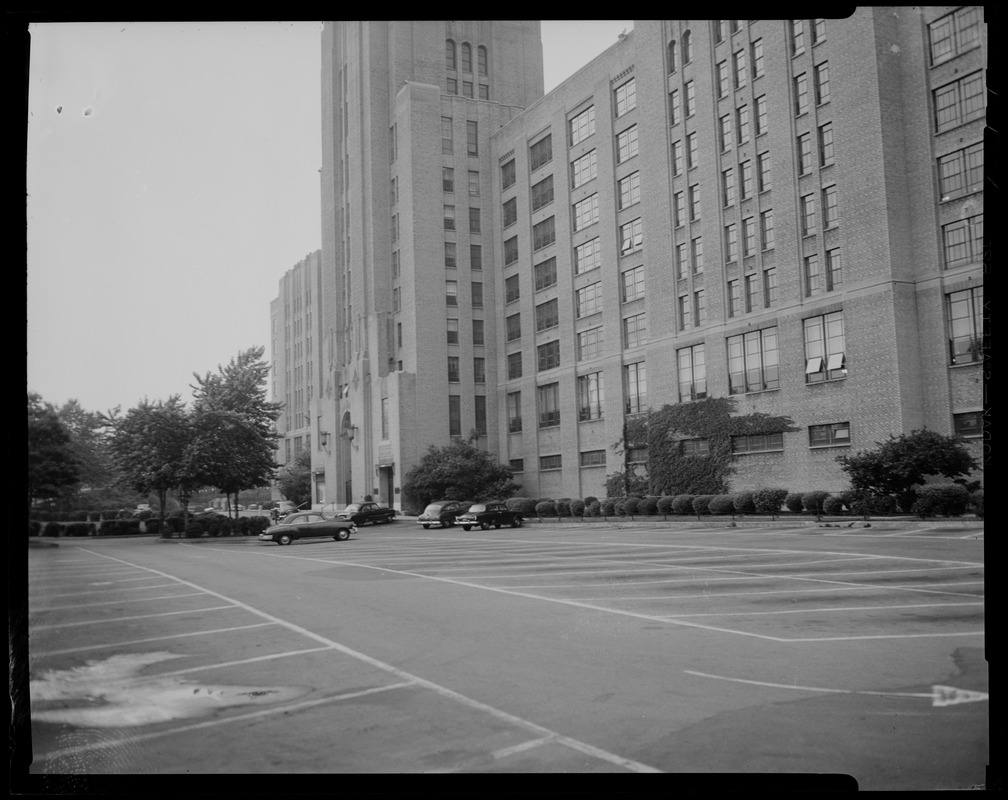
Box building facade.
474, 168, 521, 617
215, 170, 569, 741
299, 13, 985, 510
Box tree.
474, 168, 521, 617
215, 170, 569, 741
402, 433, 519, 511
28, 393, 80, 512
276, 450, 312, 509
836, 429, 979, 512
191, 347, 280, 516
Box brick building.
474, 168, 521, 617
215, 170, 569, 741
293, 14, 985, 510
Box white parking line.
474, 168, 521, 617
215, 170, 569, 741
30, 605, 238, 630
660, 601, 983, 618
34, 622, 277, 657
33, 592, 206, 611
36, 583, 185, 599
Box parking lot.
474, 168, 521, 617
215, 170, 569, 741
20, 520, 987, 788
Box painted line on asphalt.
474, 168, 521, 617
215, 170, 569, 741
575, 581, 985, 603
30, 605, 239, 631
62, 546, 663, 773
36, 582, 185, 599
33, 682, 418, 764
424, 735, 558, 772
33, 592, 206, 611
151, 646, 340, 678
657, 601, 983, 618
33, 622, 277, 657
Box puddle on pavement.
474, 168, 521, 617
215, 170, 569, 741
31, 652, 309, 727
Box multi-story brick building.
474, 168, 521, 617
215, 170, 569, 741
295, 14, 985, 510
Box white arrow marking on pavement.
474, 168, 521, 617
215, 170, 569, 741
931, 685, 989, 707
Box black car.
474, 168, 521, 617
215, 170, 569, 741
417, 501, 466, 529
455, 501, 524, 531
260, 512, 356, 545
334, 502, 398, 525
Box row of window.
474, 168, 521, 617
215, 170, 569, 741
446, 394, 487, 437
446, 356, 486, 384
928, 7, 982, 67
445, 40, 488, 75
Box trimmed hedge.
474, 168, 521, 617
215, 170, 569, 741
671, 495, 696, 515
507, 497, 539, 517
692, 495, 714, 516
912, 484, 970, 518
570, 499, 586, 518
753, 488, 788, 516
801, 491, 830, 515
970, 489, 984, 518
708, 495, 736, 515
656, 496, 676, 515
535, 500, 557, 518
784, 493, 805, 514
732, 491, 756, 515
822, 495, 844, 515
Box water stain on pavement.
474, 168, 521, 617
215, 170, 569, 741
31, 652, 309, 727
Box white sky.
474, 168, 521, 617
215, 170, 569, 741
25, 20, 634, 414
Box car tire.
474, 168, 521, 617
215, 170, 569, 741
335, 528, 350, 541
462, 526, 471, 531
422, 524, 430, 529
480, 522, 489, 531
278, 533, 293, 546
511, 517, 522, 528
439, 520, 448, 528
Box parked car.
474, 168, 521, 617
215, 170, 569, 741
334, 502, 398, 525
417, 501, 466, 529
260, 511, 356, 545
456, 501, 524, 531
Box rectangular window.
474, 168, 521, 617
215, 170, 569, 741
754, 96, 767, 136
531, 175, 554, 211
669, 89, 680, 125
622, 265, 645, 303
804, 254, 820, 296
719, 115, 732, 151
576, 326, 604, 361
795, 73, 810, 116
573, 193, 600, 231
473, 358, 486, 385
623, 362, 647, 414
742, 217, 756, 257
733, 49, 747, 88
804, 310, 847, 382
938, 143, 984, 200
620, 218, 644, 255
447, 356, 460, 382
725, 223, 738, 261
535, 298, 559, 331
445, 280, 458, 306
617, 125, 639, 162
674, 192, 685, 227
681, 439, 710, 456
684, 80, 696, 117
534, 257, 557, 291
801, 194, 817, 236
798, 132, 813, 174
470, 244, 482, 270
449, 395, 461, 436
815, 61, 830, 105
791, 19, 805, 55
929, 7, 983, 66
728, 327, 780, 394
687, 132, 698, 169
506, 312, 521, 341
813, 18, 826, 44
504, 236, 519, 266
441, 116, 453, 154
677, 344, 707, 402
472, 319, 484, 345
739, 161, 753, 201
501, 159, 516, 190
692, 237, 704, 274
826, 248, 842, 291
745, 274, 759, 313
445, 241, 456, 269
723, 167, 737, 207
443, 204, 455, 230
672, 140, 684, 177
678, 294, 691, 331
809, 422, 850, 448
757, 151, 771, 192
764, 267, 777, 306
577, 372, 604, 421
728, 279, 741, 317
623, 312, 647, 348
689, 185, 701, 221
576, 282, 603, 318
580, 450, 606, 467
540, 455, 562, 471
571, 150, 598, 188
717, 61, 729, 98
615, 77, 637, 116
469, 207, 481, 233
510, 459, 524, 473
934, 72, 985, 132
471, 281, 483, 308
619, 172, 642, 209
954, 411, 983, 438
468, 170, 480, 197
537, 340, 560, 372
737, 105, 750, 144
732, 432, 784, 453
694, 289, 706, 325
676, 243, 688, 279
507, 391, 522, 432
947, 286, 984, 364
752, 39, 764, 78
507, 352, 523, 380
822, 185, 839, 227
942, 214, 983, 268
533, 216, 556, 250
446, 318, 459, 344
530, 134, 553, 171
466, 120, 478, 155
474, 395, 486, 434
502, 197, 517, 228
819, 123, 834, 166
574, 237, 602, 274
443, 167, 454, 193
570, 105, 596, 145
537, 383, 560, 427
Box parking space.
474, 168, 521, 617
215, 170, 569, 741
22, 522, 986, 785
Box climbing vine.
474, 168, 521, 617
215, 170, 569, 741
617, 397, 797, 496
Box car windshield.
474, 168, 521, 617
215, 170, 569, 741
466, 504, 487, 512
343, 504, 360, 512
423, 504, 443, 514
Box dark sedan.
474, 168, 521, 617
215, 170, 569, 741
455, 501, 524, 531
417, 501, 466, 529
260, 511, 356, 545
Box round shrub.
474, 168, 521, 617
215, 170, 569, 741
802, 491, 830, 515
912, 484, 971, 518
732, 491, 756, 515
692, 495, 714, 516
570, 499, 586, 518
144, 519, 162, 534
70, 511, 88, 522
822, 495, 845, 515
65, 522, 94, 537
507, 497, 539, 517
586, 500, 601, 517
584, 496, 598, 507
672, 495, 696, 515
641, 496, 660, 516
870, 494, 898, 515
555, 498, 572, 518
535, 500, 557, 518
839, 491, 857, 511
601, 499, 616, 516
656, 496, 676, 515
753, 488, 789, 516
784, 493, 805, 513
184, 521, 205, 538
708, 495, 736, 515
43, 521, 62, 537
248, 516, 270, 534
622, 497, 641, 516
29, 521, 42, 537
613, 499, 627, 516
970, 489, 984, 518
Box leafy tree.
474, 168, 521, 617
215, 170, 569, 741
28, 393, 80, 512
105, 396, 193, 531
836, 429, 979, 512
56, 399, 117, 492
402, 433, 518, 511
275, 449, 312, 509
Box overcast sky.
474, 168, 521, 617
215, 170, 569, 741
25, 20, 634, 415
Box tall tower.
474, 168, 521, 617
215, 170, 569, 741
318, 21, 544, 509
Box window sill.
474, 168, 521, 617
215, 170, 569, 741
809, 443, 851, 450
939, 187, 983, 204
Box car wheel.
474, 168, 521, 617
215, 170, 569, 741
439, 520, 448, 528
511, 517, 522, 528
422, 524, 430, 529
480, 522, 489, 531
278, 533, 293, 546
335, 528, 350, 541
462, 526, 471, 531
